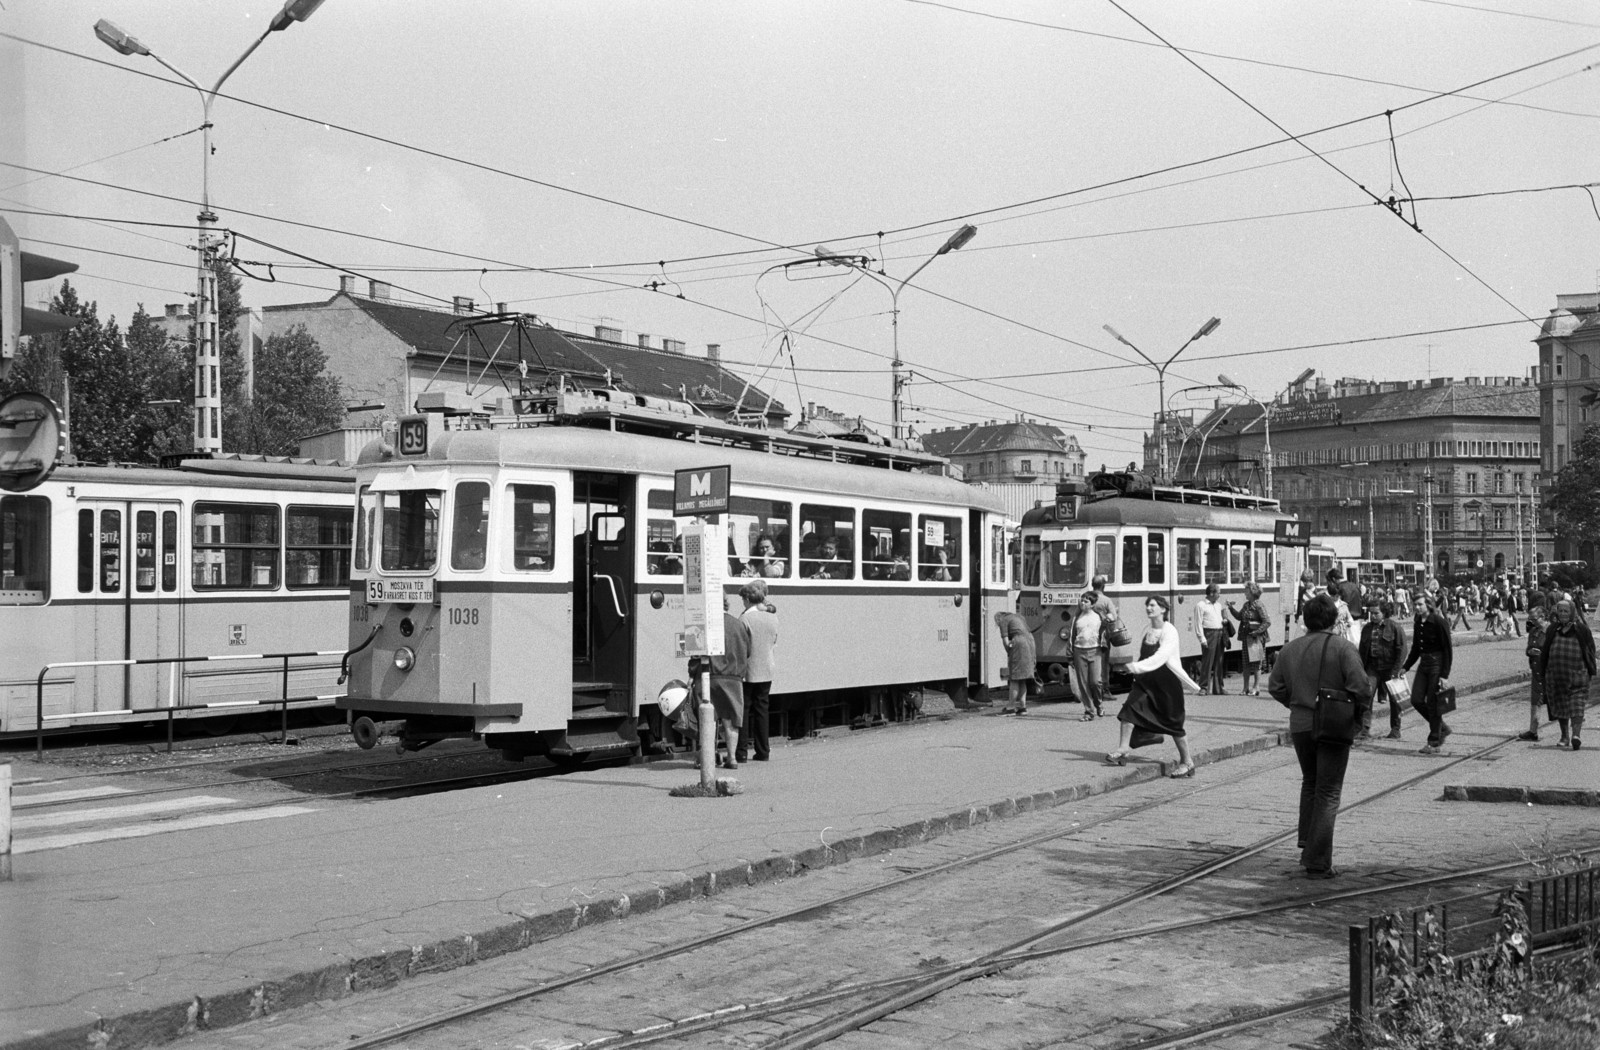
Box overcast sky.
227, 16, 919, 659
5, 1, 1597, 467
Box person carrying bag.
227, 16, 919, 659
1267, 593, 1372, 879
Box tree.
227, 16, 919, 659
125, 305, 192, 460
228, 323, 345, 456
1545, 420, 1600, 571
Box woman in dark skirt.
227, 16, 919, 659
1107, 596, 1201, 776
1539, 599, 1595, 750
995, 608, 1037, 715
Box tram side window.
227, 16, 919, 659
1176, 538, 1202, 586
135, 510, 157, 592
1122, 534, 1143, 585
644, 489, 682, 577
0, 495, 49, 604
799, 504, 855, 580
450, 482, 490, 571
1148, 533, 1166, 585
509, 484, 556, 572
919, 514, 961, 581
100, 508, 122, 592
78, 509, 93, 592
862, 509, 912, 581
162, 510, 177, 592
729, 496, 791, 579
1044, 538, 1089, 589
1094, 536, 1115, 583
1204, 539, 1227, 585
354, 486, 375, 573
379, 490, 439, 572
1253, 541, 1275, 583
1229, 540, 1250, 584
287, 505, 354, 588
1021, 534, 1041, 587
989, 524, 1007, 585
193, 503, 279, 589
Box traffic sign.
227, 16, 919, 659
0, 392, 64, 493
1274, 519, 1310, 547
674, 465, 731, 517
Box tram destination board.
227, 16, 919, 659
367, 577, 435, 603
673, 465, 731, 516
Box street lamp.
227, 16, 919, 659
95, 0, 328, 455
814, 224, 977, 442
1103, 316, 1221, 483
1217, 373, 1273, 498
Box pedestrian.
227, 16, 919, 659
1450, 586, 1473, 631
1089, 574, 1117, 700
1357, 600, 1407, 740
1520, 606, 1547, 742
1484, 586, 1503, 636
1267, 592, 1372, 879
1402, 591, 1454, 754
995, 607, 1037, 715
1195, 582, 1228, 695
738, 579, 778, 763
1106, 596, 1201, 776
1539, 599, 1595, 750
1067, 591, 1105, 720
687, 598, 751, 769
1229, 581, 1270, 696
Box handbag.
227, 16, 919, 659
1386, 675, 1412, 706
1311, 635, 1361, 744
1106, 615, 1133, 648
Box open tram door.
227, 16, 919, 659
566, 471, 638, 760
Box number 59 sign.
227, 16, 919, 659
398, 416, 428, 456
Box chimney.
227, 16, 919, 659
495, 302, 507, 314
595, 324, 622, 342
638, 334, 652, 349
340, 275, 357, 295
454, 296, 475, 315
368, 280, 391, 300
705, 343, 720, 363
164, 303, 184, 318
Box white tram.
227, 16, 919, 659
339, 389, 1014, 761
1017, 472, 1297, 685
0, 458, 354, 737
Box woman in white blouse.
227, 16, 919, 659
1107, 596, 1202, 776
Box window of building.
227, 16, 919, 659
1436, 506, 1452, 531
0, 495, 50, 605
1494, 506, 1506, 530
1019, 459, 1032, 474
288, 505, 354, 587
1465, 472, 1478, 493
1514, 472, 1524, 492
1494, 473, 1504, 494
1556, 353, 1564, 377
1557, 397, 1567, 425
193, 502, 280, 589
1557, 445, 1567, 469
511, 484, 557, 572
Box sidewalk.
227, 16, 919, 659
0, 636, 1546, 1050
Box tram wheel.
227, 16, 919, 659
351, 716, 380, 750
197, 716, 239, 737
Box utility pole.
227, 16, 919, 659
1423, 470, 1435, 579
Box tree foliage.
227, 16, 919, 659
1545, 422, 1600, 549
227, 324, 345, 456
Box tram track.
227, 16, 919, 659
318, 731, 1530, 1050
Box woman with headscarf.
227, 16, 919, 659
1106, 596, 1201, 776
1229, 581, 1270, 696
1539, 599, 1595, 750
994, 608, 1037, 715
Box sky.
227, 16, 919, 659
4, 0, 1598, 469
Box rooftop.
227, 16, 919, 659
922, 417, 1081, 457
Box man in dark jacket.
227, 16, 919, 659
1402, 592, 1454, 754
1357, 600, 1408, 740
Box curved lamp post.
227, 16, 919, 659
1217, 373, 1273, 498
814, 224, 977, 441
95, 0, 327, 453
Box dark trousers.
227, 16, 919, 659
1360, 672, 1402, 734
1200, 629, 1226, 692
739, 681, 771, 760
1411, 654, 1449, 746
1291, 730, 1352, 874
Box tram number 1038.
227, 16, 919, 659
446, 607, 480, 626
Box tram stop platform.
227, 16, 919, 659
0, 632, 1571, 1050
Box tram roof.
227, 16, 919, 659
361, 426, 1009, 512
1021, 495, 1290, 531
44, 460, 352, 495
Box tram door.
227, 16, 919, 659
572, 473, 636, 713
127, 503, 182, 709
73, 501, 182, 713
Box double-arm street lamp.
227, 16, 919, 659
814, 224, 977, 442
1103, 316, 1221, 483
95, 0, 327, 454
1217, 373, 1273, 498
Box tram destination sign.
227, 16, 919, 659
1274, 519, 1310, 548
673, 465, 731, 516
366, 578, 435, 603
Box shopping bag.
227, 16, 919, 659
1386, 675, 1412, 706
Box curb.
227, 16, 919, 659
6, 730, 1292, 1050
1442, 784, 1600, 807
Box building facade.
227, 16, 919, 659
921, 417, 1086, 483
1152, 375, 1550, 580
1534, 292, 1600, 565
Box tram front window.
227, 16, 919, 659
380, 490, 440, 572
1043, 538, 1088, 589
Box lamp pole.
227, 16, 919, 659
1104, 317, 1221, 483
95, 0, 327, 455
815, 224, 977, 442
1217, 374, 1272, 498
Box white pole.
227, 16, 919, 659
698, 671, 715, 789
1, 763, 12, 881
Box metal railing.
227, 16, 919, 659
34, 648, 351, 759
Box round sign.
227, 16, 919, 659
0, 392, 65, 492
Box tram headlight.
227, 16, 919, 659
1058, 626, 1072, 641
394, 646, 416, 672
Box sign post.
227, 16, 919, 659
1274, 519, 1312, 642
1, 763, 11, 881
675, 466, 731, 789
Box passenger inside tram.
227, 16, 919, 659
741, 534, 786, 578
804, 536, 850, 579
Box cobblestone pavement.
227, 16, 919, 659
179, 683, 1600, 1050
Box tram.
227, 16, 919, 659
0, 458, 354, 737
338, 387, 1013, 762
1016, 472, 1296, 686
1343, 558, 1427, 591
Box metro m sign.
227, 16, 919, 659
1274, 518, 1310, 548
674, 465, 731, 516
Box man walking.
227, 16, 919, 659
1357, 600, 1407, 740
1089, 574, 1116, 700
1403, 592, 1454, 754
737, 580, 778, 763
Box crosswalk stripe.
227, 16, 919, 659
15, 805, 318, 854
15, 786, 134, 808
13, 795, 241, 831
